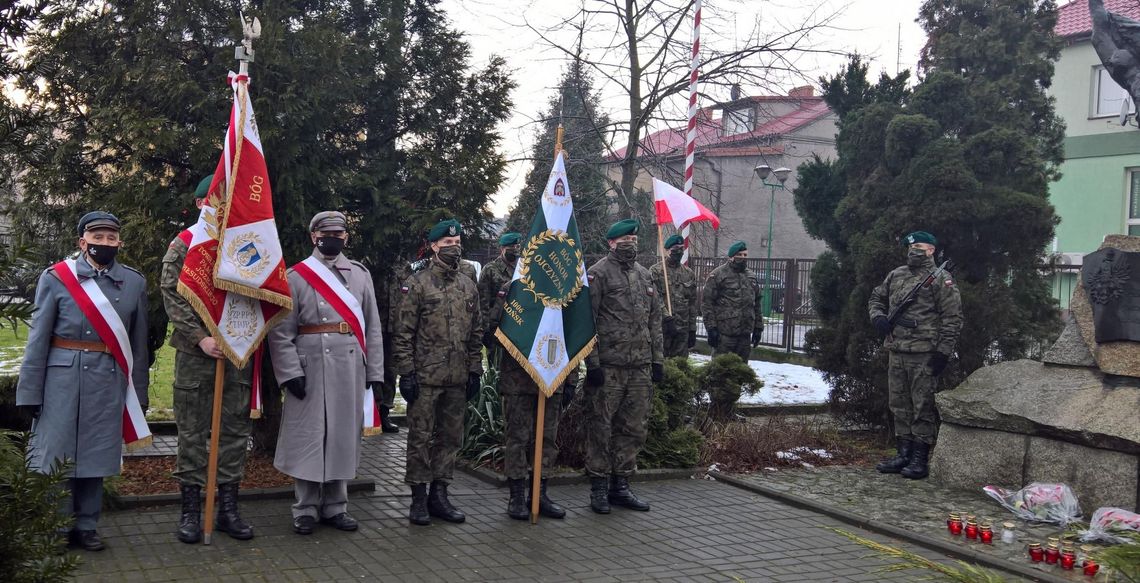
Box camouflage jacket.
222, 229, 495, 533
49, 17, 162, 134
649, 259, 698, 332
478, 255, 515, 322
702, 262, 763, 336
160, 236, 211, 355
393, 257, 484, 386
868, 259, 963, 355
585, 253, 663, 369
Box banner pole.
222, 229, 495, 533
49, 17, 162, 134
530, 393, 547, 525
657, 224, 674, 315
202, 358, 226, 545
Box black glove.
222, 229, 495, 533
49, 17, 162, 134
20, 405, 41, 419
651, 363, 664, 383
707, 328, 720, 348
465, 372, 482, 401
929, 352, 950, 376
688, 330, 697, 348
368, 381, 384, 395
586, 367, 605, 387
561, 379, 577, 410
872, 315, 891, 337
751, 329, 763, 347
283, 376, 306, 400
663, 316, 678, 337
399, 373, 420, 404
483, 328, 497, 350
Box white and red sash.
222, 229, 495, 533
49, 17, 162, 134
292, 256, 381, 436
51, 259, 152, 450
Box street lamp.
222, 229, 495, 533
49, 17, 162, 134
754, 164, 791, 316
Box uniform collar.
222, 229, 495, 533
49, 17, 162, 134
312, 249, 353, 273
78, 254, 124, 283
430, 256, 458, 279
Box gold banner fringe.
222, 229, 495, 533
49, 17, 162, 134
175, 280, 288, 369
125, 434, 153, 452
362, 427, 383, 437
212, 278, 293, 311
249, 410, 262, 420
495, 327, 597, 398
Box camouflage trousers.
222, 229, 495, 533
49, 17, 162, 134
404, 384, 465, 485
585, 367, 651, 478
502, 394, 561, 480
715, 333, 752, 361
172, 350, 253, 487
888, 351, 938, 445
663, 329, 690, 358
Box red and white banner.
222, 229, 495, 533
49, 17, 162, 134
653, 178, 720, 230
180, 71, 291, 372
52, 259, 151, 450
293, 257, 382, 436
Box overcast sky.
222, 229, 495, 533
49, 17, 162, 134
437, 0, 928, 215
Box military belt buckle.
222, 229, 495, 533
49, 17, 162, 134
338, 321, 352, 335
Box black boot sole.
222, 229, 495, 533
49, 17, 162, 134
409, 516, 431, 526
876, 466, 905, 474
176, 530, 202, 544
216, 523, 255, 540
429, 512, 466, 523
508, 511, 529, 520
590, 503, 611, 514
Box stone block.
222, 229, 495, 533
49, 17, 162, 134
1041, 317, 1095, 367
929, 424, 1026, 493
1024, 437, 1139, 514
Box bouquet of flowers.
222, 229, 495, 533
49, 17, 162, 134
982, 482, 1082, 526
1080, 507, 1140, 545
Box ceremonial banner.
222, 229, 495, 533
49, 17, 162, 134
494, 152, 596, 397
179, 72, 291, 369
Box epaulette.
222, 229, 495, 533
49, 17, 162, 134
348, 259, 370, 273
122, 265, 145, 278
408, 258, 430, 274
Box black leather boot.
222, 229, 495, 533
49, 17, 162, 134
215, 482, 254, 540
589, 477, 610, 514
875, 437, 913, 474
70, 529, 105, 552
535, 478, 565, 519
608, 475, 650, 511
380, 405, 400, 433
176, 483, 202, 544
507, 478, 529, 520
901, 441, 931, 480
428, 480, 465, 523
409, 483, 430, 526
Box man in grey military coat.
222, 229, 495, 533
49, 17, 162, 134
17, 211, 150, 551
267, 211, 384, 535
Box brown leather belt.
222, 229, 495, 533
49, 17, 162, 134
298, 322, 354, 335
51, 337, 110, 353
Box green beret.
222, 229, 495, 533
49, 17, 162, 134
606, 218, 640, 240
728, 241, 747, 257
499, 232, 522, 246
663, 234, 684, 249
428, 218, 462, 242
77, 211, 121, 235
194, 174, 214, 199
309, 211, 347, 232
904, 231, 937, 247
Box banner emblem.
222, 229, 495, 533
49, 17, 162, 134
225, 232, 271, 279
519, 230, 583, 308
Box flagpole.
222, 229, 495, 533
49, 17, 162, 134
205, 13, 260, 546
530, 123, 568, 524
657, 223, 674, 315
681, 0, 702, 265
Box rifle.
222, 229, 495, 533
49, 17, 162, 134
883, 259, 954, 339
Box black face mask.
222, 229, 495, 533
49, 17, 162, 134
504, 249, 519, 263
731, 257, 747, 272
614, 240, 638, 262
907, 248, 931, 268
317, 237, 345, 257
668, 248, 684, 262
437, 244, 462, 267
86, 243, 119, 266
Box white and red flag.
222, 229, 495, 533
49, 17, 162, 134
653, 177, 719, 236
177, 72, 291, 416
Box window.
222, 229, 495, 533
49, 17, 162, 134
722, 107, 755, 135
1094, 66, 1134, 118
1128, 170, 1140, 236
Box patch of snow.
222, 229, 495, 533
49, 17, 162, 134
775, 446, 834, 462
689, 354, 829, 405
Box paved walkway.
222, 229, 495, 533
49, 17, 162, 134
74, 433, 1001, 582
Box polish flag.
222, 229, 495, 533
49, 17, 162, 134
653, 178, 719, 230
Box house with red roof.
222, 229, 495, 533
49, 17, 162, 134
1050, 0, 1140, 290
607, 86, 835, 261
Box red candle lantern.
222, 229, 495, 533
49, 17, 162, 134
1083, 560, 1099, 576
979, 523, 993, 545
1060, 550, 1076, 570
1028, 543, 1044, 562
947, 512, 962, 535
1045, 543, 1061, 565
965, 520, 979, 540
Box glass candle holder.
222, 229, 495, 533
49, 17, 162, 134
1028, 543, 1044, 562
979, 523, 993, 544
947, 512, 961, 534
965, 520, 979, 540
1060, 550, 1076, 570
1045, 543, 1061, 565
1083, 560, 1099, 576
1000, 522, 1016, 544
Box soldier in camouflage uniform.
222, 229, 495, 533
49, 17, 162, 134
486, 281, 571, 520
868, 231, 962, 480
649, 234, 698, 358
394, 219, 484, 525
584, 219, 663, 514
477, 232, 521, 327
701, 241, 763, 419
160, 175, 255, 544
